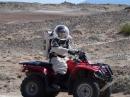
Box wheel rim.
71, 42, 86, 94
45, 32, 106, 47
76, 83, 93, 97
25, 81, 39, 96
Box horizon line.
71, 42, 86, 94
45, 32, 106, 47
0, 1, 129, 5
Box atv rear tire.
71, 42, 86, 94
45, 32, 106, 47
100, 87, 111, 97
73, 79, 100, 97
20, 75, 46, 97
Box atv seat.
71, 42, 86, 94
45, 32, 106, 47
19, 61, 52, 68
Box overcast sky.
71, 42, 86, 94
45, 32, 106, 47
0, 0, 130, 5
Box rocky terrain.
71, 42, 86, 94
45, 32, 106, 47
0, 2, 130, 97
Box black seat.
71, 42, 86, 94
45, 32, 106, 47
19, 61, 52, 68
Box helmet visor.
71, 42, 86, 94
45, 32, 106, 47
57, 31, 67, 39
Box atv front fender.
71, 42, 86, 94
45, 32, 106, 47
68, 65, 100, 94
72, 65, 100, 78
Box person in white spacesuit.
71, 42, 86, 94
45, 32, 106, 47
46, 25, 78, 90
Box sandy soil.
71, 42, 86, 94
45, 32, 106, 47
0, 2, 130, 97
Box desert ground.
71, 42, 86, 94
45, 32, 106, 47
0, 2, 130, 97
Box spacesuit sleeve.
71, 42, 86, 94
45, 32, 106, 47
51, 46, 69, 56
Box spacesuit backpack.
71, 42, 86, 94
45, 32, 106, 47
43, 31, 54, 59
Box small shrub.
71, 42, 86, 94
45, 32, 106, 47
119, 22, 130, 36
124, 6, 130, 10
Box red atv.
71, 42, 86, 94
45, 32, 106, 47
19, 51, 113, 97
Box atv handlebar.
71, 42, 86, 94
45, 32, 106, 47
69, 50, 87, 62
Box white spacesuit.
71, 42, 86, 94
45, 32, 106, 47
49, 25, 72, 74
44, 25, 78, 90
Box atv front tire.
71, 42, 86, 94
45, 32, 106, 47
73, 79, 100, 97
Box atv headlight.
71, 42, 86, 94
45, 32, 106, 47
94, 70, 105, 80
94, 70, 113, 82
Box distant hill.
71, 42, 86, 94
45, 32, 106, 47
0, 1, 128, 11
61, 1, 75, 5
